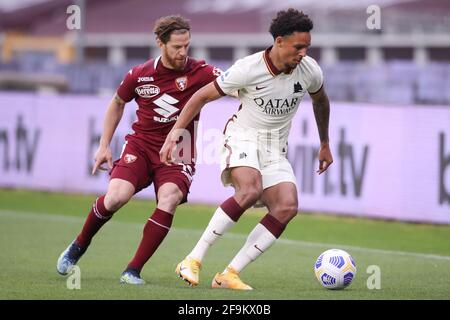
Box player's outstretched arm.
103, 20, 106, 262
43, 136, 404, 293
160, 82, 222, 165
92, 93, 126, 175
309, 86, 333, 174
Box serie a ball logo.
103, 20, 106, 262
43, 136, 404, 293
314, 249, 356, 290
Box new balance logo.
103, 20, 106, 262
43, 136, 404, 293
153, 93, 179, 117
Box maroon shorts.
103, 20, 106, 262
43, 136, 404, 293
109, 137, 195, 203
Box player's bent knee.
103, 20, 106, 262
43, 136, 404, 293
248, 188, 263, 202
104, 191, 132, 211
157, 192, 183, 213
275, 204, 298, 224
158, 192, 183, 206
286, 205, 299, 218
236, 187, 263, 207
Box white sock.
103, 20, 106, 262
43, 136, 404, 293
228, 223, 277, 273
188, 207, 235, 261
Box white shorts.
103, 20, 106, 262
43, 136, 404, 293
220, 120, 297, 191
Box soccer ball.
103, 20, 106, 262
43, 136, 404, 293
314, 249, 356, 290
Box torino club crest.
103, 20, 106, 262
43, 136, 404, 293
124, 154, 137, 164
175, 76, 188, 91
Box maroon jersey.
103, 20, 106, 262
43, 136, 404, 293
117, 57, 221, 151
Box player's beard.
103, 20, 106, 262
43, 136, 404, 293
162, 52, 187, 70
172, 57, 187, 70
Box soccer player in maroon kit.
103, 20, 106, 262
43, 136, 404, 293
57, 15, 223, 284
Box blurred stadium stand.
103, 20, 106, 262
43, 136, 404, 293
0, 0, 449, 104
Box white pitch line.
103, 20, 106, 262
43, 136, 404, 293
1, 209, 450, 262
172, 227, 450, 262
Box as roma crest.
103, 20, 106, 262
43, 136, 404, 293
175, 76, 188, 91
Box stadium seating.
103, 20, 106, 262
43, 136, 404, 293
1, 55, 449, 106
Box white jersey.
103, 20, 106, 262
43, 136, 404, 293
214, 47, 323, 139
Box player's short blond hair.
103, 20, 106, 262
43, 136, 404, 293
154, 15, 191, 44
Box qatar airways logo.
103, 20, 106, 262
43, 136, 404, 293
135, 84, 160, 98
253, 97, 299, 115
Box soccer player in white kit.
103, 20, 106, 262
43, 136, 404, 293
160, 8, 333, 290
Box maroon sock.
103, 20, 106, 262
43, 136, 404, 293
220, 197, 245, 222
260, 213, 286, 238
76, 195, 114, 248
127, 208, 174, 273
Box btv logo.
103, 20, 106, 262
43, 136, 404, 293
439, 132, 450, 206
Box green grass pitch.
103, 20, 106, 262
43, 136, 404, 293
1, 189, 449, 300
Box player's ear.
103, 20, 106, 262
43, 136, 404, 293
156, 37, 164, 49
274, 36, 284, 48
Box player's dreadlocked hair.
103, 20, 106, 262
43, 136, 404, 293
154, 15, 191, 44
269, 8, 313, 39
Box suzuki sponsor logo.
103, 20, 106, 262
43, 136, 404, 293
153, 93, 180, 122
135, 84, 160, 98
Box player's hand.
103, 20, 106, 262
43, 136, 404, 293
92, 145, 113, 175
159, 132, 179, 166
317, 142, 333, 175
